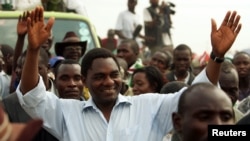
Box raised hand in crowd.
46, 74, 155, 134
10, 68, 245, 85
26, 6, 54, 51
206, 11, 241, 84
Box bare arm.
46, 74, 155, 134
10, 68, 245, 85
9, 11, 29, 93
20, 6, 54, 94
114, 30, 128, 40
13, 11, 29, 70
206, 11, 241, 84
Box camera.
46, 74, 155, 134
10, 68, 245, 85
160, 1, 175, 15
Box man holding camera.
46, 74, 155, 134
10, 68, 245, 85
143, 0, 175, 54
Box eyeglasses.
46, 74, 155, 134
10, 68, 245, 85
64, 46, 82, 51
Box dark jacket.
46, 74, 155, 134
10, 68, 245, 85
1, 93, 58, 141
166, 71, 195, 85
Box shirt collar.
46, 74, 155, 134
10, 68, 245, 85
82, 94, 132, 111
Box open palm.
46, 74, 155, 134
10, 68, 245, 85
27, 7, 54, 50
17, 11, 29, 36
211, 11, 241, 56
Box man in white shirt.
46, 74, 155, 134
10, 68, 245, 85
16, 7, 241, 141
115, 0, 143, 47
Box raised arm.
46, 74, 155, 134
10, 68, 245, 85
20, 6, 54, 94
9, 11, 29, 93
206, 11, 241, 84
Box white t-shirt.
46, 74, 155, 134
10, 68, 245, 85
115, 10, 143, 47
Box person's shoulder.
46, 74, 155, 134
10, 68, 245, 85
118, 10, 128, 15
2, 93, 18, 102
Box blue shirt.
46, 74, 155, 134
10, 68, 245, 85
16, 69, 209, 141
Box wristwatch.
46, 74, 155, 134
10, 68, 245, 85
210, 52, 224, 63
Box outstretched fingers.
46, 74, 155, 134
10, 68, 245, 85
220, 11, 231, 27
234, 23, 242, 37
231, 15, 241, 34
27, 17, 32, 32
45, 17, 55, 33
226, 11, 237, 27
38, 6, 44, 22
211, 18, 217, 34
30, 10, 35, 27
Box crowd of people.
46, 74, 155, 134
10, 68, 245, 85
0, 0, 250, 141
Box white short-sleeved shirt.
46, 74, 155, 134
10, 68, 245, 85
115, 10, 143, 47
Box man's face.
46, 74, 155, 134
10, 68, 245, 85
149, 51, 168, 73
128, 0, 137, 10
83, 58, 122, 105
233, 53, 250, 78
116, 43, 137, 67
63, 45, 82, 61
173, 89, 234, 141
55, 64, 83, 100
173, 49, 192, 74
219, 69, 239, 105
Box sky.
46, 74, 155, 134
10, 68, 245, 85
83, 0, 250, 55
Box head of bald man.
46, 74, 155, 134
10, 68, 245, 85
172, 82, 235, 141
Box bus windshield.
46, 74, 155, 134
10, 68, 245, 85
0, 18, 96, 55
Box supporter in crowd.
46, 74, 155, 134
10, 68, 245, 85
0, 44, 14, 99
115, 0, 144, 48
48, 56, 65, 80
172, 83, 235, 141
132, 66, 164, 95
54, 31, 87, 62
101, 29, 118, 53
166, 44, 195, 85
232, 51, 250, 101
116, 57, 133, 96
219, 61, 244, 122
116, 39, 144, 86
149, 49, 173, 83
160, 81, 188, 94
53, 59, 84, 100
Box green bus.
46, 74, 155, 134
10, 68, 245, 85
0, 11, 100, 56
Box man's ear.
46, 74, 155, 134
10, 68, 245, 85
172, 112, 182, 134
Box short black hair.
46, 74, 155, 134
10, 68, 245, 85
160, 81, 188, 94
173, 44, 192, 55
177, 83, 215, 115
120, 39, 139, 54
132, 66, 164, 93
232, 51, 250, 63
54, 59, 80, 78
0, 44, 14, 59
81, 48, 120, 77
220, 61, 236, 74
